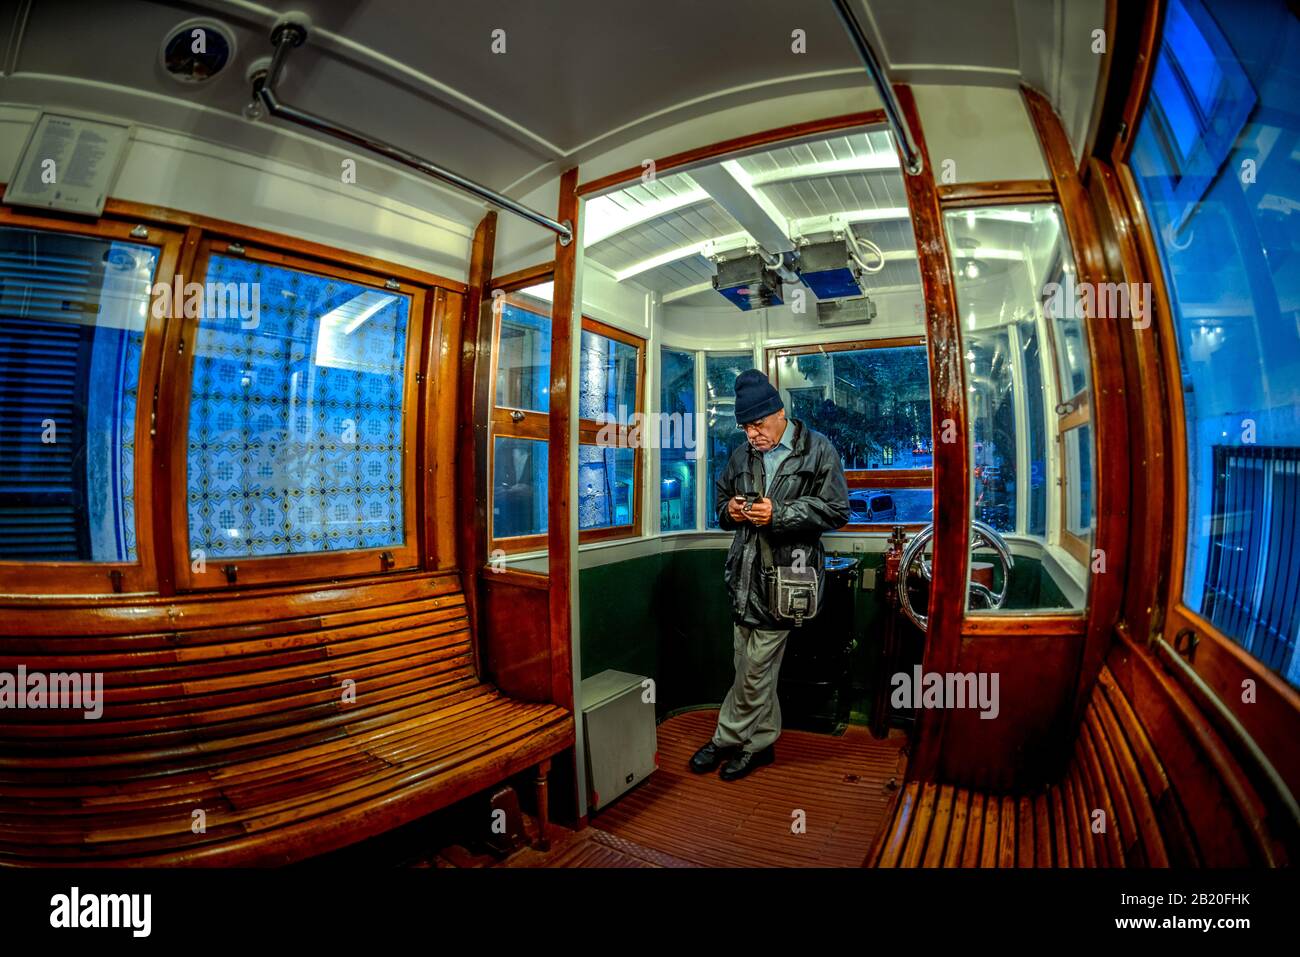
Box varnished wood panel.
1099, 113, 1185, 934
547, 168, 580, 711
480, 573, 553, 703
892, 85, 970, 783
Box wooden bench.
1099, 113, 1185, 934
0, 573, 574, 866
867, 665, 1187, 867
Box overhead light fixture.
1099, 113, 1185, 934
160, 18, 236, 84
964, 261, 981, 279
799, 239, 868, 300
712, 253, 784, 311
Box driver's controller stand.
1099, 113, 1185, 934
869, 525, 923, 741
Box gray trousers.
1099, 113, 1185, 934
711, 623, 791, 753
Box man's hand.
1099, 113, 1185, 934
727, 495, 748, 522
746, 497, 774, 526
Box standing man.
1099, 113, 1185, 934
690, 369, 849, 781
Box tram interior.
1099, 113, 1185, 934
0, 0, 1296, 872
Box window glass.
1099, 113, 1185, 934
1020, 314, 1049, 536
660, 348, 697, 531
492, 436, 547, 538
1130, 0, 1300, 686
848, 487, 933, 525
578, 445, 634, 530
774, 346, 932, 470
186, 253, 409, 559
495, 301, 550, 413
966, 331, 1017, 534
705, 353, 752, 529
0, 227, 157, 562
1065, 424, 1093, 539
946, 204, 1093, 614
579, 329, 636, 424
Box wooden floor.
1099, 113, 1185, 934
579, 709, 909, 868
330, 709, 909, 868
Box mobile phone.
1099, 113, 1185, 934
741, 491, 759, 512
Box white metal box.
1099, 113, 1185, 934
581, 669, 658, 811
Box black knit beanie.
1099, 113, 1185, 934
733, 369, 783, 424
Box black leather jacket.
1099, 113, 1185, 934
714, 418, 850, 628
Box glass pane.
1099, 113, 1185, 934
579, 329, 637, 424
705, 353, 752, 529
946, 204, 1093, 614
492, 436, 547, 538
965, 331, 1017, 534
1065, 425, 1093, 538
774, 346, 932, 471
495, 301, 551, 413
578, 445, 634, 530
1130, 0, 1300, 687
847, 487, 933, 525
0, 227, 158, 562
186, 254, 409, 559
1021, 314, 1049, 536
660, 348, 697, 531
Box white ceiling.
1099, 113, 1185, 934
585, 128, 923, 306
0, 0, 1104, 237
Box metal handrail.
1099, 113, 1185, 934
829, 0, 924, 175
252, 21, 573, 246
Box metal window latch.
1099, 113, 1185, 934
222, 564, 238, 584
381, 551, 395, 571
130, 224, 149, 239
226, 242, 246, 256
510, 410, 525, 423
1173, 627, 1199, 663
109, 570, 124, 593
385, 278, 401, 291
1055, 400, 1077, 416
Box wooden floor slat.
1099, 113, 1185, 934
588, 709, 908, 868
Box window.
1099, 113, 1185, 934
0, 218, 178, 594
577, 318, 644, 540
770, 338, 933, 526
488, 295, 645, 551
1129, 0, 1300, 687
659, 348, 698, 532
705, 352, 753, 530
176, 241, 422, 588
945, 203, 1095, 613
490, 295, 552, 551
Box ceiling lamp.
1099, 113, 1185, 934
160, 19, 236, 84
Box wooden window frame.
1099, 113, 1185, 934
167, 238, 427, 591
0, 207, 183, 596
488, 288, 555, 554
766, 334, 932, 530
487, 289, 646, 552
0, 191, 464, 598
576, 315, 645, 544
1037, 247, 1095, 569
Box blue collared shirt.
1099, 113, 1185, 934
761, 421, 794, 496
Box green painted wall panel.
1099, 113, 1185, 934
578, 545, 1072, 726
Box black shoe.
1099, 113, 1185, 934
719, 745, 775, 781
689, 741, 738, 773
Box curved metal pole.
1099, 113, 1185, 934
253, 22, 573, 245
829, 0, 924, 175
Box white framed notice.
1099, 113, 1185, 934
2, 112, 132, 217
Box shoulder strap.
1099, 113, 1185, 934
748, 453, 776, 573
